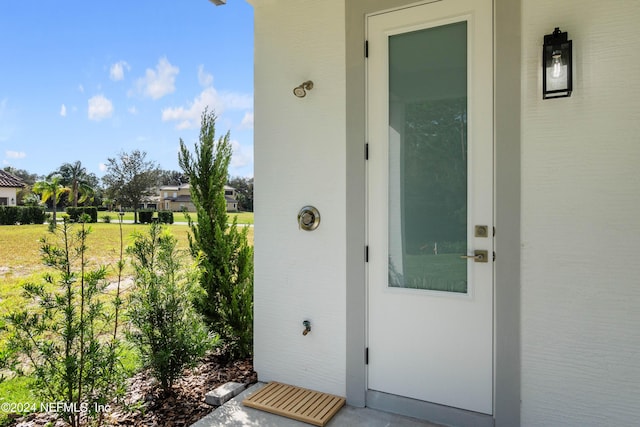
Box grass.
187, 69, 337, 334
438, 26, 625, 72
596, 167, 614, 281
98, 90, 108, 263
0, 219, 254, 422
98, 211, 254, 224
392, 253, 468, 293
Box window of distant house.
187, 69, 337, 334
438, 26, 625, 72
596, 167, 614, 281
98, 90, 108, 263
0, 198, 7, 206
173, 192, 177, 198
225, 190, 233, 196
164, 192, 168, 198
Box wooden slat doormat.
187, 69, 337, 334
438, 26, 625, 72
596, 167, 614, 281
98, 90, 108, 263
242, 382, 345, 426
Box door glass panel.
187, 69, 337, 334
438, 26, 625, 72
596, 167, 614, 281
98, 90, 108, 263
387, 21, 468, 293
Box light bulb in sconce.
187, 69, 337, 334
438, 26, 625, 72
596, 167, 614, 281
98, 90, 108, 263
293, 80, 313, 98
551, 50, 563, 79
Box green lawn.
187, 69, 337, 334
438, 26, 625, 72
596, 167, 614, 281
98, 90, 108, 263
394, 253, 468, 293
98, 211, 254, 224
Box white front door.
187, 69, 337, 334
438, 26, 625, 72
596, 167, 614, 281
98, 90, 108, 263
367, 0, 493, 414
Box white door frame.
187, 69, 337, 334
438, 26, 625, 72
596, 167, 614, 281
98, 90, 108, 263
343, 1, 521, 426
366, 0, 494, 414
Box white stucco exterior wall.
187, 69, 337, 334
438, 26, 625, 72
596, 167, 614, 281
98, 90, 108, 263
252, 0, 347, 396
0, 188, 18, 205
521, 1, 640, 425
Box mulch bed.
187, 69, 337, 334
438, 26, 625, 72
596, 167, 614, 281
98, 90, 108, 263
11, 354, 257, 427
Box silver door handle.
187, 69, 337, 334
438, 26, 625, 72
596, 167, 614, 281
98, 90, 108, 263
460, 250, 489, 263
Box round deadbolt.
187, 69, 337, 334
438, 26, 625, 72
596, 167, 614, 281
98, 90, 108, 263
298, 206, 320, 231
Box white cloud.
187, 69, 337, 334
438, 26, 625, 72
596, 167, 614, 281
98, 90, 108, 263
88, 95, 114, 121
240, 112, 254, 129
78, 84, 85, 93
162, 87, 253, 129
128, 106, 138, 115
198, 65, 213, 87
230, 139, 253, 169
6, 150, 26, 159
110, 60, 130, 81
136, 57, 179, 99
60, 104, 67, 117
98, 163, 107, 172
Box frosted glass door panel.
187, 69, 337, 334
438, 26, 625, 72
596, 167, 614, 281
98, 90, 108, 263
387, 22, 468, 293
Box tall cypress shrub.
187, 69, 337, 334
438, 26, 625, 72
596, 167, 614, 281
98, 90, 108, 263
178, 109, 254, 359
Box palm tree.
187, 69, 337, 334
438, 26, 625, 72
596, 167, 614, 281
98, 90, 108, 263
32, 176, 70, 223
54, 161, 95, 207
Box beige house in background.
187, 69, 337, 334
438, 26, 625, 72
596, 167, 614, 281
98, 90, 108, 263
0, 170, 25, 206
159, 184, 238, 212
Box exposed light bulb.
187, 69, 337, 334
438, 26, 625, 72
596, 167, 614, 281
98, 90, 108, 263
551, 50, 563, 79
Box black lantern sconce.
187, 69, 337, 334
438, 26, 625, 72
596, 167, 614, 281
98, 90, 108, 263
543, 27, 572, 99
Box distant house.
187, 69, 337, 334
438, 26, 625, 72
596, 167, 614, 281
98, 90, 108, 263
0, 170, 25, 206
159, 184, 238, 212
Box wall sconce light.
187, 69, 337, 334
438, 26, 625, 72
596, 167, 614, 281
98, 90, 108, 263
543, 27, 572, 99
293, 80, 314, 98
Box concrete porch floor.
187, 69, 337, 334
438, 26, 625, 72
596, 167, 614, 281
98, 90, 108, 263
191, 383, 443, 427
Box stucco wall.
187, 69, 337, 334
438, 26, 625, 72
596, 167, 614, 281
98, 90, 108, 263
252, 0, 347, 396
521, 1, 640, 425
0, 188, 17, 205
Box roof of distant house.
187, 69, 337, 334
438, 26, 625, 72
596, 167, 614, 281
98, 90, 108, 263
159, 184, 236, 191
0, 170, 25, 188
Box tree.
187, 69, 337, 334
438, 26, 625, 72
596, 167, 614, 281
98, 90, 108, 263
228, 176, 253, 212
53, 161, 97, 207
102, 150, 160, 223
179, 109, 254, 358
159, 169, 189, 186
4, 166, 41, 205
5, 218, 126, 427
32, 175, 70, 223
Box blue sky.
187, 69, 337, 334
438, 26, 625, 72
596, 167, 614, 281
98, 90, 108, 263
0, 0, 254, 179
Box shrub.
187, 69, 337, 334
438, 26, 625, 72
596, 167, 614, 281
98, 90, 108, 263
158, 210, 174, 224
0, 206, 20, 225
126, 223, 213, 393
19, 206, 46, 224
102, 214, 112, 223
179, 109, 254, 359
138, 209, 155, 224
66, 206, 98, 223
5, 219, 126, 427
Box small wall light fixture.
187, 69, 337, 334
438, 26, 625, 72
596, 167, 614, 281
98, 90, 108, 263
293, 80, 314, 98
543, 27, 572, 99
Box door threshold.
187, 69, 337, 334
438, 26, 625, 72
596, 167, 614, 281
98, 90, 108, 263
366, 390, 494, 427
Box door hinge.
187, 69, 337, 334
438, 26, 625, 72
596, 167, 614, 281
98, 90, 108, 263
365, 347, 369, 365
365, 143, 369, 160
493, 251, 496, 262
365, 40, 368, 58
365, 246, 369, 262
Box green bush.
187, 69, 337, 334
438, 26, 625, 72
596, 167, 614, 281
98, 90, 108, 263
18, 206, 46, 224
0, 206, 20, 225
0, 206, 46, 225
138, 209, 155, 224
102, 214, 112, 223
158, 210, 174, 224
179, 109, 254, 359
65, 206, 98, 223
126, 223, 213, 393
5, 220, 126, 426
